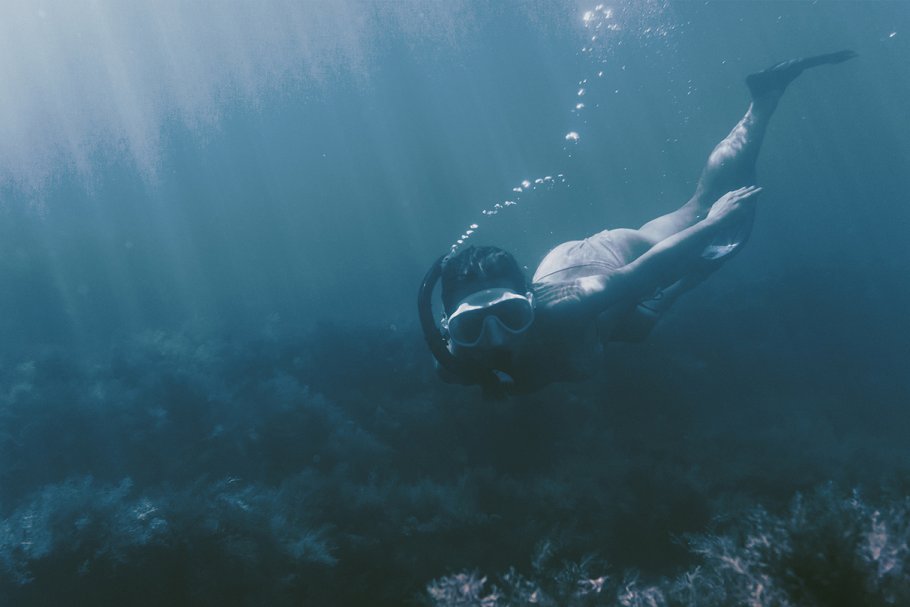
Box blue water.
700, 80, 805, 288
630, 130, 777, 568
1, 2, 909, 605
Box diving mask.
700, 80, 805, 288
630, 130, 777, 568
444, 288, 535, 348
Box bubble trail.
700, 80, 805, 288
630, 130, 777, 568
450, 174, 570, 251
451, 1, 682, 254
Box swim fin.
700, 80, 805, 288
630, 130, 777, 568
746, 50, 858, 98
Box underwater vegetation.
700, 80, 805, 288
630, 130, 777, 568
427, 486, 910, 607
0, 265, 908, 606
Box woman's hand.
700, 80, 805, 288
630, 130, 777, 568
706, 185, 762, 225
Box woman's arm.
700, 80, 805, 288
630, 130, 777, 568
535, 186, 762, 318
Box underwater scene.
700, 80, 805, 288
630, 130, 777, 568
1, 1, 909, 605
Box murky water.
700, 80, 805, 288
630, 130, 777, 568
1, 2, 908, 605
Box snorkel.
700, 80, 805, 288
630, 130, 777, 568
417, 254, 507, 398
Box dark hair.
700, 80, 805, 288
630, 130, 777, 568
441, 246, 529, 314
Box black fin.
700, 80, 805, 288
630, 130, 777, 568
746, 50, 857, 99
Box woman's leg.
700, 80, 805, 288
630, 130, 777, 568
636, 97, 775, 245
636, 49, 857, 246
607, 51, 857, 342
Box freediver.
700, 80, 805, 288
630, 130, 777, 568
418, 51, 857, 397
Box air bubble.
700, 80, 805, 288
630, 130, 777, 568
565, 132, 580, 142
